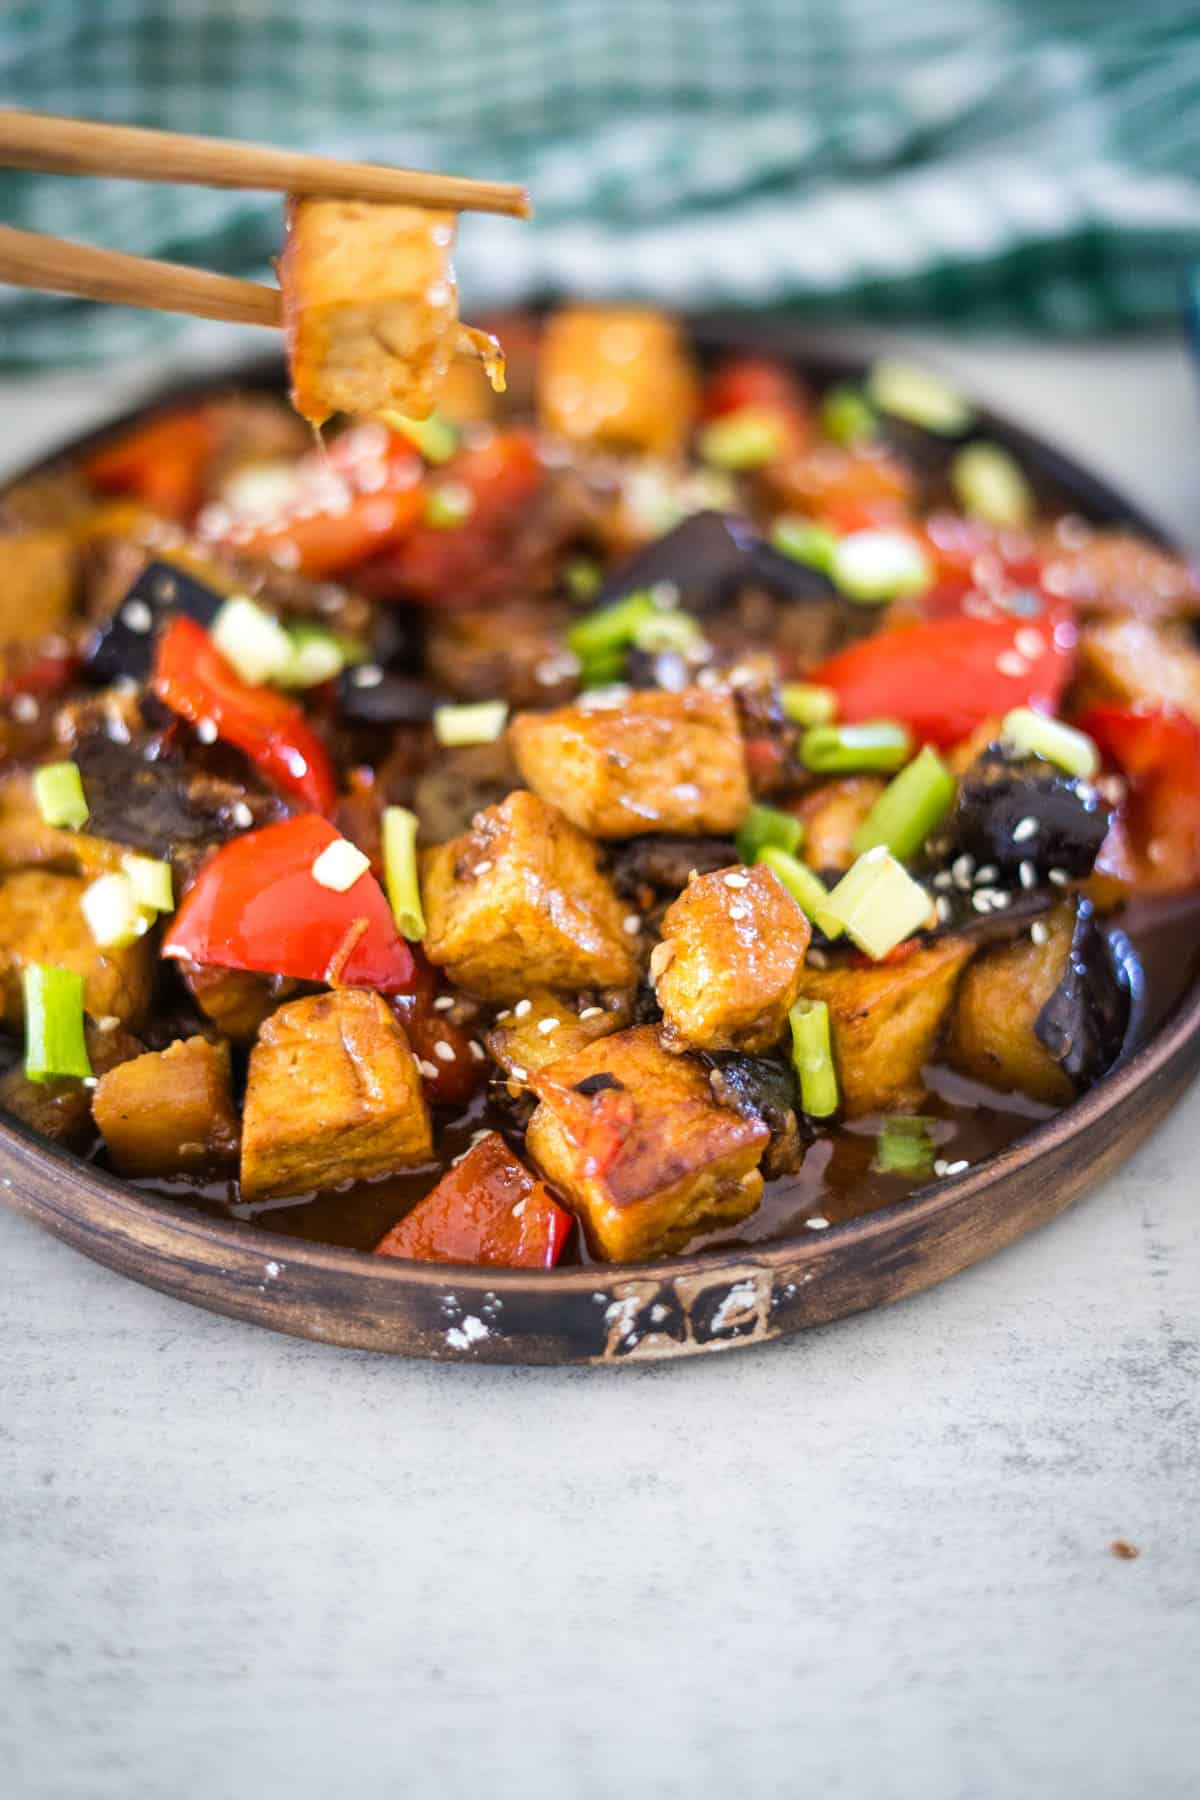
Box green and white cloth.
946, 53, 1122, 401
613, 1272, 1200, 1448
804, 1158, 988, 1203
3, 0, 1200, 364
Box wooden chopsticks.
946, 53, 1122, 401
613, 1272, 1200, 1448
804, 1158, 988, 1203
0, 108, 530, 330
0, 110, 530, 217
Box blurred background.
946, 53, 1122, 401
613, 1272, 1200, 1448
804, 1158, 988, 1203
3, 1, 1200, 366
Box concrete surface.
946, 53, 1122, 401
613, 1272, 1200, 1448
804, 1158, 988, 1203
1, 332, 1198, 1800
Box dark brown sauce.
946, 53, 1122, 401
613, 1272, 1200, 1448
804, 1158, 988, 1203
126, 893, 1200, 1266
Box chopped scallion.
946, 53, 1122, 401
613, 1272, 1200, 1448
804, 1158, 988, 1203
951, 441, 1034, 529
80, 872, 154, 949
32, 761, 88, 831
565, 590, 659, 663
424, 480, 475, 529
278, 622, 353, 689
867, 358, 973, 436
820, 385, 878, 447
212, 594, 294, 686
789, 998, 839, 1119
819, 847, 932, 960
23, 964, 92, 1084
874, 1115, 936, 1177
1000, 706, 1099, 779
780, 682, 837, 727
771, 517, 839, 573
756, 846, 841, 937
432, 700, 509, 747
801, 720, 912, 774
382, 806, 425, 941
852, 745, 957, 861
831, 530, 931, 604
697, 408, 786, 471
563, 556, 602, 602
631, 610, 704, 656
379, 408, 458, 465
737, 803, 804, 864
121, 853, 174, 916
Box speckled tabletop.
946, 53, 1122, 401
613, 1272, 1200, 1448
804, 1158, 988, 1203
1, 330, 1198, 1800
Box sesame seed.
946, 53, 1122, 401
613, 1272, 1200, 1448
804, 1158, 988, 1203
495, 1009, 512, 1023
511, 1198, 527, 1218
1015, 627, 1046, 659
972, 891, 994, 913
996, 650, 1027, 678
623, 914, 641, 935
122, 599, 153, 633
417, 1059, 439, 1080
1019, 860, 1037, 889
468, 1040, 485, 1062
536, 1017, 560, 1035
728, 902, 749, 921
432, 995, 455, 1011
989, 890, 1011, 908
1048, 868, 1069, 886
352, 663, 384, 688
723, 872, 750, 889
472, 860, 493, 876
935, 895, 953, 922
944, 1158, 970, 1176
805, 1216, 830, 1231
951, 853, 975, 889
434, 1041, 456, 1062
973, 864, 999, 885
231, 801, 254, 830
196, 718, 218, 745
578, 1006, 603, 1021
933, 871, 953, 890
96, 1015, 120, 1032
513, 999, 532, 1018
1031, 920, 1049, 946
509, 1066, 528, 1084
1013, 816, 1039, 842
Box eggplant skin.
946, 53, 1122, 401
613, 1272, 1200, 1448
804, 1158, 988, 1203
595, 509, 836, 614
940, 752, 1111, 882
1035, 899, 1130, 1092
702, 1052, 804, 1177
83, 560, 223, 686
608, 833, 737, 900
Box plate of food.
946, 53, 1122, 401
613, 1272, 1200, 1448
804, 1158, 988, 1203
2, 272, 1199, 1361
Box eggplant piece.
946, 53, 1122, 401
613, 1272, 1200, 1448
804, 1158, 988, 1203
608, 833, 737, 901
935, 750, 1112, 883
337, 667, 439, 726
595, 510, 836, 613
74, 734, 278, 858
702, 1051, 804, 1177
83, 560, 223, 685
1035, 899, 1131, 1092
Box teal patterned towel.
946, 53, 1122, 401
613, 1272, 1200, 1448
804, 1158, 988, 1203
3, 1, 1200, 363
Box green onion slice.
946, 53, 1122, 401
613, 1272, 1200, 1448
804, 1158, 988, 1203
789, 998, 839, 1119
33, 761, 88, 831
382, 806, 425, 942
121, 853, 174, 916
212, 595, 294, 686
23, 964, 92, 1083
852, 745, 957, 862
432, 700, 509, 747
565, 590, 659, 663
771, 518, 839, 573
80, 872, 154, 949
424, 481, 475, 528
780, 682, 837, 727
831, 529, 931, 604
951, 441, 1034, 529
820, 385, 878, 447
819, 847, 933, 960
1000, 706, 1099, 780
874, 1115, 936, 1177
866, 359, 974, 436
756, 846, 841, 937
737, 803, 804, 864
379, 409, 458, 465
631, 610, 705, 656
801, 720, 912, 774
697, 408, 786, 471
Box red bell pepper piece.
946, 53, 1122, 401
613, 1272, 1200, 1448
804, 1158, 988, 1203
1077, 703, 1200, 894
163, 813, 416, 991
374, 1131, 573, 1268
84, 406, 216, 523
153, 615, 337, 814
810, 603, 1075, 749
918, 513, 1042, 613
355, 429, 544, 607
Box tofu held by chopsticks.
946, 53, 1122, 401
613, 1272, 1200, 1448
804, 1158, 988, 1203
279, 198, 505, 426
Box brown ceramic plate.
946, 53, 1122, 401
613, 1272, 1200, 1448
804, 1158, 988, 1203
2, 322, 1199, 1363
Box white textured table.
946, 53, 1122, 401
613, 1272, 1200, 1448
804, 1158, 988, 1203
2, 332, 1198, 1800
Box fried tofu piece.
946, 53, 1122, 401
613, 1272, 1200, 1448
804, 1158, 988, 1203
0, 870, 155, 1032
281, 198, 461, 426
794, 936, 975, 1117
240, 990, 432, 1201
0, 528, 77, 645
179, 960, 301, 1045
792, 777, 886, 875
93, 1036, 239, 1177
421, 790, 638, 1001
0, 1021, 141, 1149
655, 864, 811, 1053
525, 1026, 768, 1261
510, 688, 749, 839
375, 1132, 571, 1268
949, 905, 1076, 1104
485, 987, 633, 1082
1040, 528, 1200, 621
536, 306, 698, 459
1076, 617, 1200, 726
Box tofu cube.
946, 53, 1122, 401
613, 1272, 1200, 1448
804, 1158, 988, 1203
421, 790, 638, 1001
0, 869, 155, 1032
949, 904, 1076, 1104
1076, 618, 1200, 726
793, 936, 975, 1117
0, 527, 77, 644
485, 988, 632, 1082
536, 306, 698, 459
525, 1026, 769, 1261
655, 863, 812, 1053
509, 688, 749, 839
793, 777, 886, 875
280, 198, 459, 425
93, 1036, 239, 1177
240, 990, 432, 1200
375, 1132, 571, 1268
